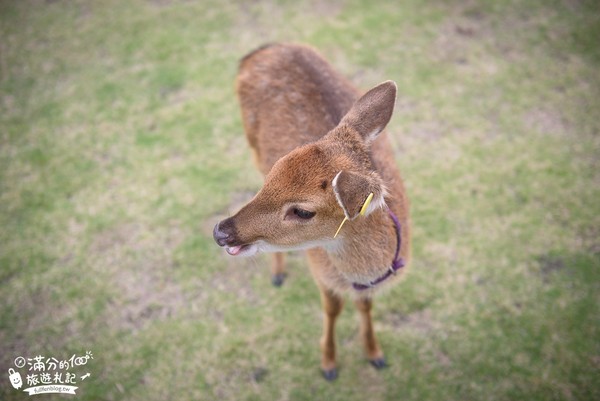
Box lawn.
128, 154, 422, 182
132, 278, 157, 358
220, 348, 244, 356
1, 0, 599, 400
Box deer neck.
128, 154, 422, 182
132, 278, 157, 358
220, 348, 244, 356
326, 208, 397, 284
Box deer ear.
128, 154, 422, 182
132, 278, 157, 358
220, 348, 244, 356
332, 170, 387, 220
340, 80, 397, 142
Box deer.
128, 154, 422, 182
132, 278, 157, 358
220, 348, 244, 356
213, 43, 410, 380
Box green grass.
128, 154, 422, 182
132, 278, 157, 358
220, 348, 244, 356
1, 0, 599, 400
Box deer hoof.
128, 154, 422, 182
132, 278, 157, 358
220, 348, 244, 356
271, 273, 286, 287
321, 368, 338, 381
369, 357, 388, 370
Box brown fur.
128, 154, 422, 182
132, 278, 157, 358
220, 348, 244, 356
214, 43, 410, 379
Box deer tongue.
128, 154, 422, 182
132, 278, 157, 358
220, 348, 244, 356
226, 245, 243, 256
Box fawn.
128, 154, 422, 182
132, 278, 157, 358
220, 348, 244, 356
213, 43, 410, 380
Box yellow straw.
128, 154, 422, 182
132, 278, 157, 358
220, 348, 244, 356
334, 193, 374, 238
359, 192, 374, 216
333, 217, 348, 238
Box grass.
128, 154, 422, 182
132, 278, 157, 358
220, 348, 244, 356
1, 0, 599, 400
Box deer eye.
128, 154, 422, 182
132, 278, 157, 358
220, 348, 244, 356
287, 207, 316, 220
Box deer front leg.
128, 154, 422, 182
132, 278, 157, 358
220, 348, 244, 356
271, 252, 286, 286
355, 297, 387, 369
319, 287, 344, 381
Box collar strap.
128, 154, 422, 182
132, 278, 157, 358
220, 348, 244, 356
352, 208, 404, 291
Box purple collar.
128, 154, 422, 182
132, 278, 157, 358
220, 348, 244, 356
352, 208, 405, 291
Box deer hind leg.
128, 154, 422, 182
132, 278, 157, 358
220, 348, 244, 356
354, 297, 387, 369
271, 252, 286, 286
318, 287, 344, 381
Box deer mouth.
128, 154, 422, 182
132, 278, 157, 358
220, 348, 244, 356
225, 243, 258, 257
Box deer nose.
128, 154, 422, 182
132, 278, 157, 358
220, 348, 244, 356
213, 218, 236, 247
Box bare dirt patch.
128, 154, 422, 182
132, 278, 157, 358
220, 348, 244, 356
109, 258, 187, 332
434, 2, 530, 66
523, 108, 570, 137
434, 5, 486, 64
308, 0, 345, 19
207, 255, 265, 306
384, 309, 436, 335
89, 222, 193, 332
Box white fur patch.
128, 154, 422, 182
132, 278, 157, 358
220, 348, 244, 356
366, 127, 384, 142
364, 185, 388, 215
332, 171, 351, 219
225, 237, 342, 258
256, 238, 342, 254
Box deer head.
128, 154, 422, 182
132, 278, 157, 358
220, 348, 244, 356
213, 81, 397, 256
